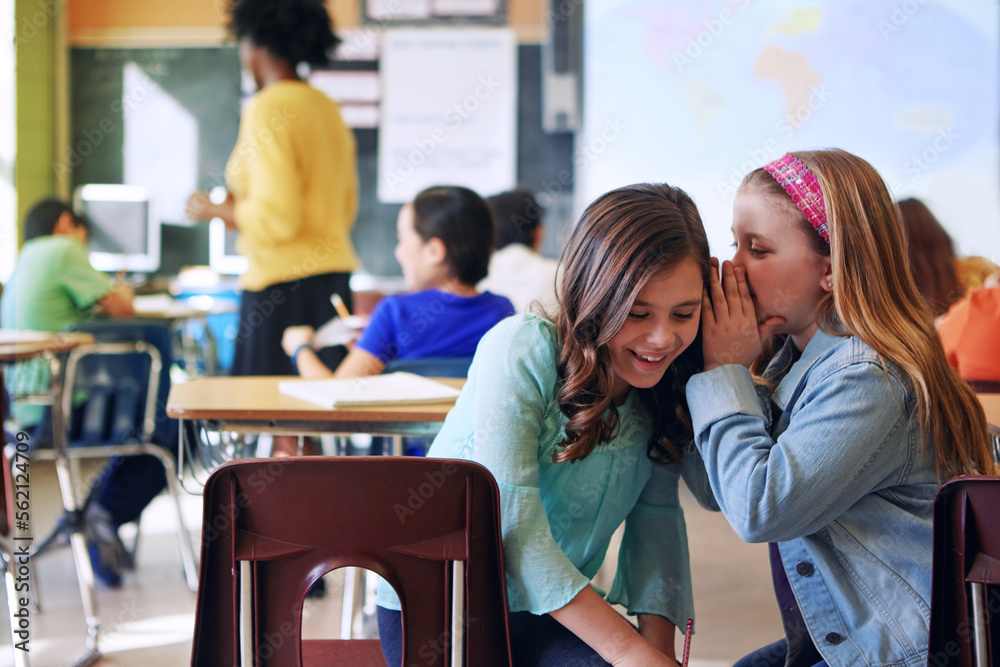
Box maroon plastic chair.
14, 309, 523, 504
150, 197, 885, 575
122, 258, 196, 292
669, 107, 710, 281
928, 475, 1000, 667
967, 380, 1000, 394
190, 456, 513, 666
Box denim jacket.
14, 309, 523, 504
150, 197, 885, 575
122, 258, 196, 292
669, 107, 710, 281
686, 330, 938, 667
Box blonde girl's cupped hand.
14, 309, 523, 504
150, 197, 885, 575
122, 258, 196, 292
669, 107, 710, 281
701, 259, 782, 372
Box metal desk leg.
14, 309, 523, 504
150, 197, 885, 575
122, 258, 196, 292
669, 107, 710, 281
48, 353, 102, 666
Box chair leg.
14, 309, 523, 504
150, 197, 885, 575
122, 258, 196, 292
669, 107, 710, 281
58, 444, 200, 592
140, 445, 199, 592
2, 542, 30, 667
969, 583, 992, 667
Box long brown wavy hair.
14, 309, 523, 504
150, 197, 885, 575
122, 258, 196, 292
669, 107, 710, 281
742, 149, 993, 477
554, 183, 710, 464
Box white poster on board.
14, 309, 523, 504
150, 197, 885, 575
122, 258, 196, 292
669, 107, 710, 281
378, 28, 517, 203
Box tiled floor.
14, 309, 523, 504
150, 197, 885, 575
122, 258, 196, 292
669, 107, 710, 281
0, 456, 782, 667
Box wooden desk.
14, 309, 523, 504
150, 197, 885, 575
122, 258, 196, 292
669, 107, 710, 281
0, 330, 94, 361
167, 375, 462, 435
168, 375, 464, 494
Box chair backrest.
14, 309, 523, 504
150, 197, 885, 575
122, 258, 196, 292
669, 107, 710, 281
64, 320, 176, 448
191, 457, 513, 667
968, 379, 1000, 394
383, 357, 474, 379
928, 475, 1000, 666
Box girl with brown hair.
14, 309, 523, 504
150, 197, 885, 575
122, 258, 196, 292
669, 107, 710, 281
376, 183, 712, 666
688, 149, 993, 667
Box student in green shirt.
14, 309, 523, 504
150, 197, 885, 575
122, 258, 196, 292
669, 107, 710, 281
1, 197, 138, 587
1, 198, 134, 422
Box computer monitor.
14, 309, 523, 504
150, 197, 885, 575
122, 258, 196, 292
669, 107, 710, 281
208, 218, 247, 275
74, 184, 160, 274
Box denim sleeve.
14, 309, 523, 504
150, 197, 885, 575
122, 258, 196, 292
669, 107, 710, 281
686, 362, 910, 543
607, 462, 694, 626
678, 446, 720, 512
467, 316, 592, 614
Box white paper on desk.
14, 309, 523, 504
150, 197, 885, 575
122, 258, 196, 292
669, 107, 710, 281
312, 315, 367, 348
278, 372, 461, 408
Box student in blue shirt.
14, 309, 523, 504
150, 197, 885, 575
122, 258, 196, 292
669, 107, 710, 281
377, 183, 713, 667
281, 185, 514, 378
688, 149, 994, 667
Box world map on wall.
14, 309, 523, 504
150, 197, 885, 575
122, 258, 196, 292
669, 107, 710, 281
580, 0, 999, 259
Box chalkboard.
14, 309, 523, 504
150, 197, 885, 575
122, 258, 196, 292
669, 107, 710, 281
69, 47, 242, 222
68, 43, 573, 279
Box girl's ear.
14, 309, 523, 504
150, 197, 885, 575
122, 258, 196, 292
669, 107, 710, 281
424, 236, 447, 266
820, 255, 834, 293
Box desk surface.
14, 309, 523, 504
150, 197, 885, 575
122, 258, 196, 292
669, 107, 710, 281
132, 294, 238, 320
0, 330, 95, 362
166, 375, 464, 424
979, 393, 1000, 435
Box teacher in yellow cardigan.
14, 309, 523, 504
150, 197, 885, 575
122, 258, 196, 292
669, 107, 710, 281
187, 0, 359, 384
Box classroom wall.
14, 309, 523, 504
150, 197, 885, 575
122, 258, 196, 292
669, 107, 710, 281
1, 6, 13, 283
66, 0, 545, 44
12, 0, 65, 256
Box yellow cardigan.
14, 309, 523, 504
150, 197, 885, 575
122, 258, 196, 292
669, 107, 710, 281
226, 80, 359, 291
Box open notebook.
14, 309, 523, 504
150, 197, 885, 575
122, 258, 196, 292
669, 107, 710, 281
278, 372, 462, 408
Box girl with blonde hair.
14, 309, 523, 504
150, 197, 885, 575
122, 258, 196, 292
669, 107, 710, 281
688, 149, 992, 667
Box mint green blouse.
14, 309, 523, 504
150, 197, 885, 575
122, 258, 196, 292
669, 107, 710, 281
377, 314, 695, 625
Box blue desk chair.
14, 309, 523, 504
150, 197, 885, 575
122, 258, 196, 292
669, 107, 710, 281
33, 320, 197, 591
366, 357, 473, 456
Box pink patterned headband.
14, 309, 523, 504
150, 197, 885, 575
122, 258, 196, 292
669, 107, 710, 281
762, 154, 829, 242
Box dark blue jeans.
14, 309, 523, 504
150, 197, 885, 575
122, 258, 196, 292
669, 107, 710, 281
377, 606, 610, 667
734, 638, 828, 667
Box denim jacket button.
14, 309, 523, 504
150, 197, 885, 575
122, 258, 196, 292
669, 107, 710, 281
825, 632, 843, 645
795, 561, 814, 577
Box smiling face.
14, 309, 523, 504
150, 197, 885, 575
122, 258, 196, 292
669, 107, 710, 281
731, 187, 832, 350
607, 257, 704, 400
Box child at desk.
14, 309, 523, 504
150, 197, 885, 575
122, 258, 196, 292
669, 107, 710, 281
689, 150, 994, 667
377, 183, 713, 667
0, 198, 153, 589
281, 185, 514, 378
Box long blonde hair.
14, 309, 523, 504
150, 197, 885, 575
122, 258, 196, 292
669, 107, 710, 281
743, 149, 993, 477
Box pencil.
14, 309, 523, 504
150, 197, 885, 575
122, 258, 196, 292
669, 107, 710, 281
681, 618, 693, 667
330, 293, 351, 319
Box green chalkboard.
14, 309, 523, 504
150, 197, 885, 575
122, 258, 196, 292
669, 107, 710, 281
69, 47, 242, 222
